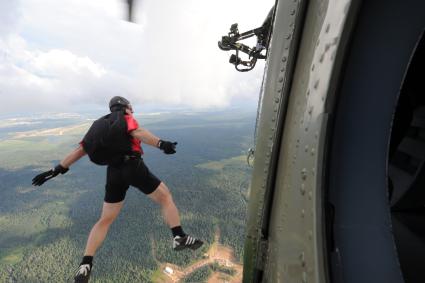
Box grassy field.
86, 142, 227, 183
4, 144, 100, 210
196, 155, 247, 171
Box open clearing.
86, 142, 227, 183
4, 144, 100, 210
153, 229, 243, 283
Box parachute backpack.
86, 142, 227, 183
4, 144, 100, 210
82, 110, 132, 166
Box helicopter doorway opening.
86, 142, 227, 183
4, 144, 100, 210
325, 0, 425, 282
388, 30, 425, 283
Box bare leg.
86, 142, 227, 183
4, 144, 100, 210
84, 201, 124, 256
148, 182, 181, 228
148, 183, 203, 250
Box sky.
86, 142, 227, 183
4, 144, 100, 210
0, 0, 274, 114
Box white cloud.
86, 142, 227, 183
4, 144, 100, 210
0, 0, 21, 37
0, 0, 274, 113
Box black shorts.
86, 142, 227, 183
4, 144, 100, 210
104, 158, 161, 203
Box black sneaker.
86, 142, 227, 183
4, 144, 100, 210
173, 235, 203, 251
74, 264, 91, 283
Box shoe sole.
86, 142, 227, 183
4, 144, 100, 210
173, 241, 204, 251
174, 245, 186, 251
190, 241, 203, 250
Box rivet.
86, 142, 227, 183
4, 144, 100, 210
308, 191, 313, 200
302, 271, 307, 283
278, 77, 284, 83
311, 148, 315, 156
325, 23, 331, 33
325, 43, 331, 52
308, 106, 313, 114
282, 57, 287, 62
301, 168, 307, 180
319, 53, 325, 63
300, 252, 306, 266
331, 50, 336, 61
304, 145, 309, 153
300, 183, 306, 195
311, 64, 315, 71
275, 97, 280, 103
314, 80, 320, 89
290, 9, 296, 16
286, 34, 292, 40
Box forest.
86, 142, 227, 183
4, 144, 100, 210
0, 110, 254, 282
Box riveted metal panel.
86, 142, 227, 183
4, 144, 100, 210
243, 0, 308, 281
259, 0, 359, 282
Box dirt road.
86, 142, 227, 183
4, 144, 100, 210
154, 229, 243, 283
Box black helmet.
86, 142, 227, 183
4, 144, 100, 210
109, 96, 130, 112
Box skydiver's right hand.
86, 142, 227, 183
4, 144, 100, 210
158, 140, 177, 154
32, 164, 69, 186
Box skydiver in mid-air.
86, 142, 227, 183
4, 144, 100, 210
32, 96, 203, 283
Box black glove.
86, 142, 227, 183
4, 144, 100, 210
32, 164, 69, 186
158, 140, 177, 154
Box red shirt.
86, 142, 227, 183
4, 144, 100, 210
125, 114, 143, 154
